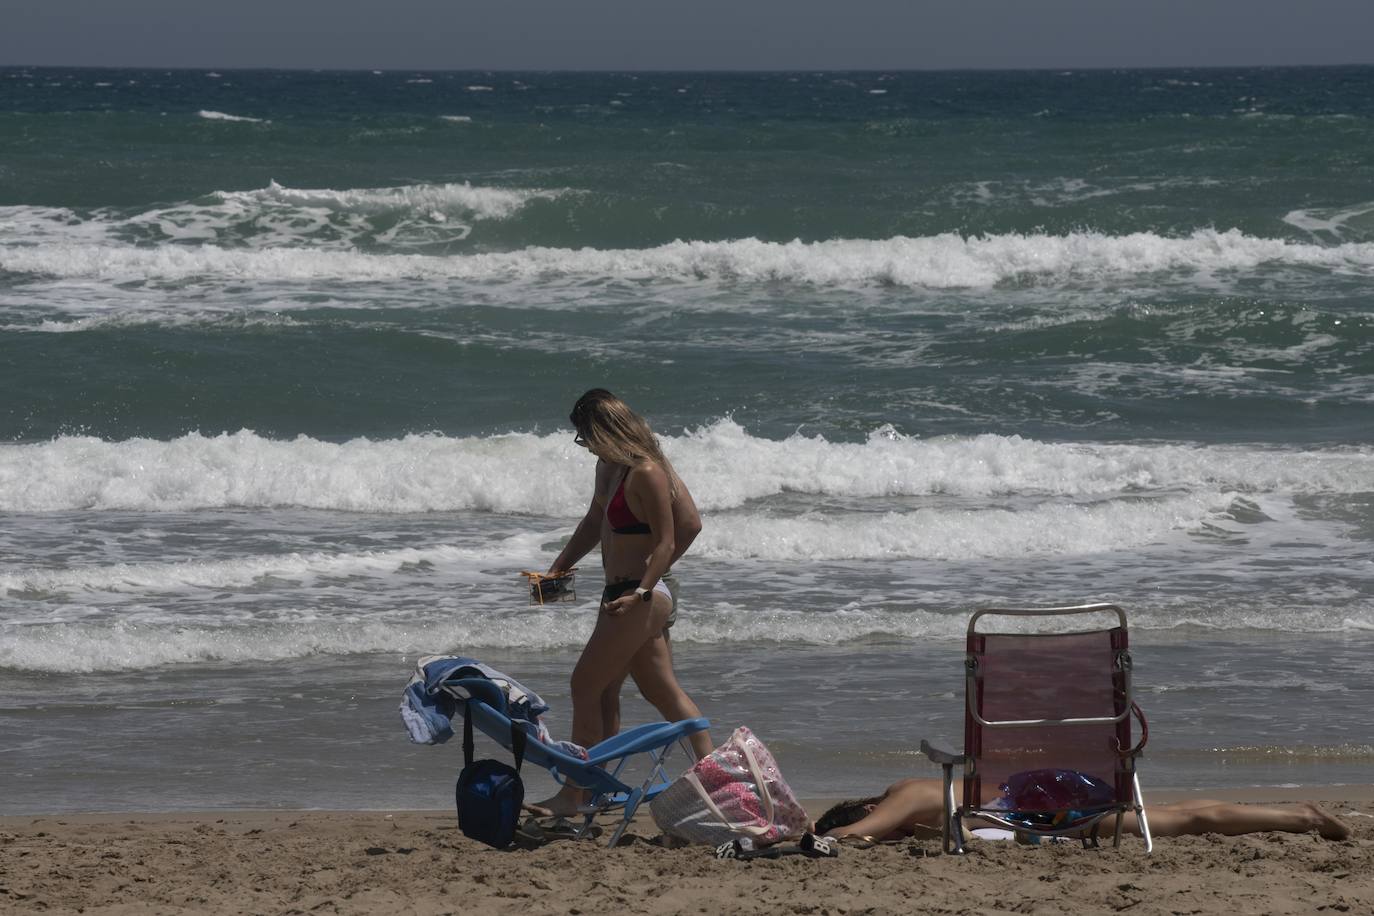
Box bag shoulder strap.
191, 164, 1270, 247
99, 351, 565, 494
510, 718, 527, 771
737, 737, 777, 826
463, 696, 528, 772
463, 698, 475, 768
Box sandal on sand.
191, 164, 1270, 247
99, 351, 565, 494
714, 833, 840, 860
513, 816, 602, 848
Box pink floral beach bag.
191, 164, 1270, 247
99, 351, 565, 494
649, 726, 810, 847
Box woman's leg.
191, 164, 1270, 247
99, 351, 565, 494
1122, 800, 1349, 840
569, 598, 670, 749
531, 596, 670, 816
597, 627, 671, 739
599, 674, 626, 738
598, 602, 680, 746
627, 607, 713, 759
599, 626, 680, 745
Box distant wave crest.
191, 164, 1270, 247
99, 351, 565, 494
0, 180, 565, 252
4, 227, 1372, 287
197, 110, 266, 123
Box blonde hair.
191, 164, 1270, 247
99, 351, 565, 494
570, 389, 680, 499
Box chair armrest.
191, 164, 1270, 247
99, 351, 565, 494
586, 717, 710, 763
920, 739, 962, 766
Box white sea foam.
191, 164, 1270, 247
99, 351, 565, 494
0, 615, 592, 673
197, 110, 266, 123
954, 177, 1222, 210
0, 498, 1211, 608
1283, 202, 1374, 242
1, 423, 1370, 516
0, 205, 114, 244
18, 310, 312, 333
128, 180, 559, 247
0, 541, 529, 597
4, 228, 1371, 287
0, 180, 563, 254
218, 179, 556, 222
692, 493, 1218, 561
4, 595, 1371, 672
0, 430, 585, 514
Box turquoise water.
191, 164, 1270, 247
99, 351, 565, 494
1, 67, 1372, 812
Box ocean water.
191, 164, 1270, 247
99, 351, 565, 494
2, 67, 1372, 814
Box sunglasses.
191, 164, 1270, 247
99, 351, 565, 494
573, 431, 588, 447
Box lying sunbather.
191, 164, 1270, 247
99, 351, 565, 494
815, 778, 1351, 842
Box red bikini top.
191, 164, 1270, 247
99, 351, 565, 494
607, 472, 651, 535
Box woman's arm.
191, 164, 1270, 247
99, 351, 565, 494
826, 780, 945, 840
670, 481, 703, 565
549, 461, 608, 573
550, 501, 601, 574
603, 462, 675, 616
826, 797, 914, 841
629, 462, 676, 589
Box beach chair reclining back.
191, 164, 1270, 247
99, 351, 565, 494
402, 656, 709, 847
922, 604, 1152, 854
966, 626, 1133, 810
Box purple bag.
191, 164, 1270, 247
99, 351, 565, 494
1000, 768, 1116, 812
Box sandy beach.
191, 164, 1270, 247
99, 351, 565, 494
3, 790, 1371, 916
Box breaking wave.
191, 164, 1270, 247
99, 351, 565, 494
2, 422, 1370, 515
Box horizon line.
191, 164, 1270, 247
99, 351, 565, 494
4, 62, 1374, 75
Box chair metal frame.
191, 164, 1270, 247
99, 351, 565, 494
921, 603, 1152, 854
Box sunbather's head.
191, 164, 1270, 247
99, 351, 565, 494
815, 796, 880, 836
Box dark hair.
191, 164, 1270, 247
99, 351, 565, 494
814, 797, 879, 836
569, 388, 617, 431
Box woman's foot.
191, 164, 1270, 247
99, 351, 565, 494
1303, 804, 1351, 841
528, 785, 587, 818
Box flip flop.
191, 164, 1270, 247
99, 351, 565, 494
715, 833, 840, 860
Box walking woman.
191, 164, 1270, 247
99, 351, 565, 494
535, 389, 712, 816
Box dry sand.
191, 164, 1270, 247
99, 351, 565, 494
3, 792, 1372, 915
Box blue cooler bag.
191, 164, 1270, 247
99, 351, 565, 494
455, 699, 527, 849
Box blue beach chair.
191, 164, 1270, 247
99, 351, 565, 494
403, 656, 709, 847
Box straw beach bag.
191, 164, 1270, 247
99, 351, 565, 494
650, 726, 809, 847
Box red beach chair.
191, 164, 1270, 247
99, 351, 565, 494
920, 603, 1152, 854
